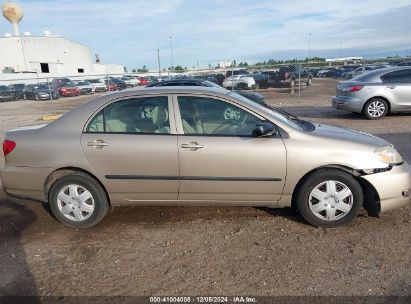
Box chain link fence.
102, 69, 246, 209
0, 56, 410, 104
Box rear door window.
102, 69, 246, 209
86, 96, 171, 134
381, 69, 411, 83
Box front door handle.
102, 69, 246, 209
87, 139, 109, 148
180, 142, 203, 151
387, 85, 396, 89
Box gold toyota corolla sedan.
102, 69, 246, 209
1, 87, 410, 228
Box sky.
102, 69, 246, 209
1, 0, 411, 70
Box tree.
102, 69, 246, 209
137, 65, 149, 73
233, 60, 237, 67
174, 65, 185, 73
132, 69, 136, 73
124, 66, 128, 72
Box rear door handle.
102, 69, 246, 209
180, 142, 203, 151
87, 139, 109, 148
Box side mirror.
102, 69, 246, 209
252, 123, 277, 137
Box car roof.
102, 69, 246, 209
147, 79, 207, 86
352, 66, 411, 82
114, 86, 229, 96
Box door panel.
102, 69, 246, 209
80, 95, 179, 201
175, 95, 287, 202
178, 136, 286, 201
81, 133, 179, 201
382, 69, 411, 110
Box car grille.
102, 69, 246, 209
80, 88, 92, 94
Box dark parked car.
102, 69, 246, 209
251, 73, 270, 89
109, 78, 127, 90
0, 85, 17, 102
51, 78, 80, 97
9, 83, 25, 99
318, 67, 339, 78
147, 79, 265, 105
207, 73, 225, 86
23, 84, 59, 101
274, 65, 313, 87
397, 61, 411, 67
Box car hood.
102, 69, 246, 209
311, 123, 389, 147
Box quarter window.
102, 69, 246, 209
178, 96, 265, 136
86, 96, 170, 134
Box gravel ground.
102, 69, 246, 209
0, 79, 410, 297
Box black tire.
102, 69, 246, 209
49, 172, 109, 228
363, 98, 388, 120
296, 169, 363, 228
35, 94, 39, 101
307, 77, 312, 86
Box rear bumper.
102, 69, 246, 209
332, 96, 364, 113
0, 165, 53, 202
361, 162, 411, 213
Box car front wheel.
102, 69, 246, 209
49, 172, 109, 228
363, 98, 388, 120
296, 169, 363, 227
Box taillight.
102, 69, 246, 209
3, 140, 16, 156
343, 85, 364, 92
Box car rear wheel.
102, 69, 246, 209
363, 98, 388, 120
49, 172, 109, 228
296, 169, 363, 227
307, 77, 312, 85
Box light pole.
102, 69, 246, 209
157, 49, 161, 77
168, 36, 174, 77
308, 32, 312, 62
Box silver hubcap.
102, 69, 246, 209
367, 101, 385, 117
309, 180, 354, 221
57, 184, 95, 222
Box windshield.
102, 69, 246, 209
228, 92, 304, 131
59, 80, 75, 87
203, 80, 222, 88
34, 84, 49, 90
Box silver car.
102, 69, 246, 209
332, 67, 411, 119
1, 87, 410, 228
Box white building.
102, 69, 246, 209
0, 33, 124, 81
219, 61, 232, 68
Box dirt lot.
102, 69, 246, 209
0, 79, 410, 297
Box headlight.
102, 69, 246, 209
374, 146, 403, 165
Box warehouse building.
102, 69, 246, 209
0, 2, 124, 81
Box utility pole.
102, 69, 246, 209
197, 59, 199, 71
168, 36, 174, 78
157, 49, 161, 77
308, 32, 312, 62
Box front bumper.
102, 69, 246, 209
332, 96, 364, 113
361, 162, 411, 213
